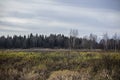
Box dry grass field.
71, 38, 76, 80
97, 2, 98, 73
0, 50, 120, 80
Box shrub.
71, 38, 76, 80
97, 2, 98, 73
48, 70, 81, 80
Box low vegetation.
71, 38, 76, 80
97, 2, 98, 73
0, 50, 120, 80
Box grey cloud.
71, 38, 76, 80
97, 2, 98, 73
0, 0, 120, 37
56, 0, 120, 11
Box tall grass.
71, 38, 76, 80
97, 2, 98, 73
0, 51, 120, 80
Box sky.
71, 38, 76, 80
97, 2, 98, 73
0, 0, 120, 37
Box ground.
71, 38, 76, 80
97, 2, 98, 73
0, 50, 120, 80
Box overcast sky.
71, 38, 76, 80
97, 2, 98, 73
0, 0, 120, 37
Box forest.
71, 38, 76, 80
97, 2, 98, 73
0, 32, 120, 51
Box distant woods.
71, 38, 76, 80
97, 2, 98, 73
0, 33, 120, 51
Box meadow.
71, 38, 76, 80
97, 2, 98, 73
0, 50, 120, 80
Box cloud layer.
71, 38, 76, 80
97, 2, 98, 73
0, 0, 120, 37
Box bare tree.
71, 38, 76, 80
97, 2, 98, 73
69, 29, 79, 50
89, 34, 97, 50
103, 33, 109, 51
113, 33, 118, 52
82, 36, 89, 49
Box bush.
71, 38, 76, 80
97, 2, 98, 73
48, 70, 81, 80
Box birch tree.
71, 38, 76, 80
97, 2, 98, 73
69, 29, 79, 49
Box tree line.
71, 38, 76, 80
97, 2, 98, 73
0, 33, 120, 51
